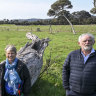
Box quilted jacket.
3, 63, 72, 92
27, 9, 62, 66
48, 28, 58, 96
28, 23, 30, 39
63, 49, 96, 94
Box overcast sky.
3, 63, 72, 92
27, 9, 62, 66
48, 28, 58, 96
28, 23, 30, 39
0, 0, 94, 20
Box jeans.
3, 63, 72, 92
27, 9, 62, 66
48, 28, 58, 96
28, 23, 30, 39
66, 90, 96, 96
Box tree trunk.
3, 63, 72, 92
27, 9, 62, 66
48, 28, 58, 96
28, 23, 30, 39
63, 14, 76, 34
17, 32, 50, 86
94, 0, 96, 8
49, 24, 52, 33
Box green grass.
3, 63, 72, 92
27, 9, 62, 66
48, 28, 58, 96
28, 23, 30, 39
0, 24, 96, 96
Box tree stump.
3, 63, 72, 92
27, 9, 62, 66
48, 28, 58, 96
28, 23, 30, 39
36, 28, 41, 32
17, 32, 50, 86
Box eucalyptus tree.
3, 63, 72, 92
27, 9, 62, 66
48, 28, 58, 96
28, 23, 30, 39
72, 10, 91, 24
90, 0, 96, 14
47, 0, 76, 34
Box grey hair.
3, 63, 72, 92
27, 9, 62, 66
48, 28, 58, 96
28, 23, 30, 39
78, 33, 95, 43
5, 45, 17, 53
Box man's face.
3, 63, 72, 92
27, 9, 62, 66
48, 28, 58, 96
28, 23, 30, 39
6, 50, 16, 64
78, 35, 94, 51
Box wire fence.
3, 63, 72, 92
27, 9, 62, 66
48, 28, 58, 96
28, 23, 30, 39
0, 24, 96, 34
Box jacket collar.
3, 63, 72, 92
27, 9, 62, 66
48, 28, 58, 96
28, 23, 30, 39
79, 48, 96, 57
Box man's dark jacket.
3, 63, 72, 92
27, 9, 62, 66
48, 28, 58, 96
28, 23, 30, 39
62, 49, 96, 95
0, 59, 31, 96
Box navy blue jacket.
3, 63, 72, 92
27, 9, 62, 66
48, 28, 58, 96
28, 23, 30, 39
62, 49, 96, 94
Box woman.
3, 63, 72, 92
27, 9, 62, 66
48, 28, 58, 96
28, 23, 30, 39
0, 45, 31, 96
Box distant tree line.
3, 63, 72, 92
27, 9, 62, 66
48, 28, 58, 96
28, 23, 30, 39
0, 10, 96, 25
48, 10, 96, 25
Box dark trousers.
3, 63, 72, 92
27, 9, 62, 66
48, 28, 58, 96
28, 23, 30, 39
66, 90, 96, 96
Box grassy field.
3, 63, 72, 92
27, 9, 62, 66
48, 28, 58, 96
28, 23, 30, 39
0, 24, 96, 96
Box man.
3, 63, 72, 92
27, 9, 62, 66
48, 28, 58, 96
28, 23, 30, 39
62, 33, 96, 96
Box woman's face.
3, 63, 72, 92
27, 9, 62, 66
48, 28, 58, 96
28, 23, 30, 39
6, 50, 16, 64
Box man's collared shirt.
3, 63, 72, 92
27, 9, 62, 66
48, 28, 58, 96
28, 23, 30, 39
81, 48, 95, 64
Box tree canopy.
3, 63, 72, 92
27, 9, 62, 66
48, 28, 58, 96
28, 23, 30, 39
90, 0, 96, 14
47, 0, 73, 17
72, 10, 91, 19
